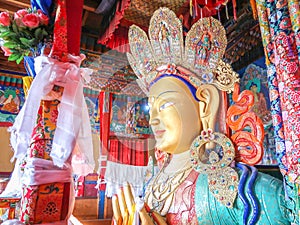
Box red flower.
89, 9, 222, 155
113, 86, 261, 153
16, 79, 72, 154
14, 9, 28, 19
37, 9, 49, 25
1, 46, 12, 56
286, 61, 298, 74
13, 9, 28, 27
0, 12, 11, 26
14, 18, 24, 27
22, 13, 39, 28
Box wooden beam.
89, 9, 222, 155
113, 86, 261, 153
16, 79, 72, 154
83, 0, 99, 12
0, 2, 25, 13
82, 10, 89, 27
1, 0, 31, 9
0, 0, 98, 13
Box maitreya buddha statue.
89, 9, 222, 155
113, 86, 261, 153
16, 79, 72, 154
112, 7, 293, 225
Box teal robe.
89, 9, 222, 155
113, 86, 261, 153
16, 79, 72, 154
195, 170, 291, 225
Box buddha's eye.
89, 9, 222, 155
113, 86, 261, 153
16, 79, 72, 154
159, 102, 174, 111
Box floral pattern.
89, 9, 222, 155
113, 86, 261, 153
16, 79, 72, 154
256, 0, 300, 222
256, 0, 300, 183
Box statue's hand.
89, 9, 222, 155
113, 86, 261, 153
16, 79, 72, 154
112, 182, 167, 225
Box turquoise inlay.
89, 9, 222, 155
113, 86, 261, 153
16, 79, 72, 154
194, 169, 291, 224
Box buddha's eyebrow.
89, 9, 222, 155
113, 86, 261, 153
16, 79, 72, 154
157, 90, 178, 98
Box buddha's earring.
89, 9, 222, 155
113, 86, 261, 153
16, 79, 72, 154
190, 129, 239, 208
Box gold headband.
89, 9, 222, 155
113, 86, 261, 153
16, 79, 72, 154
127, 7, 239, 95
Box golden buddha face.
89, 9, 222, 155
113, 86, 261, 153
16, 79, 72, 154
148, 76, 201, 154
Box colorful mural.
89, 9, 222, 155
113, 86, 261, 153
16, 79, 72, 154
110, 94, 151, 137
128, 97, 150, 135
0, 73, 99, 135
240, 63, 272, 126
0, 74, 25, 126
83, 87, 100, 134
239, 61, 277, 165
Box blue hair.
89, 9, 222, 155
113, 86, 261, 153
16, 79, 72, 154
149, 74, 200, 101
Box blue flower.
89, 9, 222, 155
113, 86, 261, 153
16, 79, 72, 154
202, 72, 213, 83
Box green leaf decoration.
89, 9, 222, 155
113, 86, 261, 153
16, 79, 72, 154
0, 31, 11, 38
8, 53, 22, 62
20, 37, 31, 47
3, 42, 17, 49
21, 29, 33, 39
28, 38, 36, 46
6, 33, 18, 42
0, 26, 10, 32
12, 22, 19, 34
42, 29, 48, 36
25, 50, 31, 56
34, 27, 42, 40
16, 55, 24, 64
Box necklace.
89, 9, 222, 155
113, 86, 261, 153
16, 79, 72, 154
145, 156, 192, 215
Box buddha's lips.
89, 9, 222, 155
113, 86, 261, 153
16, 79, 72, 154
154, 130, 165, 137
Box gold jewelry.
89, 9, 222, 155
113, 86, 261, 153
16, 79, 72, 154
127, 7, 239, 94
190, 129, 239, 208
145, 157, 192, 215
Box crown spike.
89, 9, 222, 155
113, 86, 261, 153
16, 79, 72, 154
148, 7, 184, 66
185, 17, 227, 75
127, 7, 239, 94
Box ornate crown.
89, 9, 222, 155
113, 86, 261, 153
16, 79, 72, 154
127, 7, 239, 94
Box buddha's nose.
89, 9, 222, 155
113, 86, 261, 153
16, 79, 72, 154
150, 118, 160, 126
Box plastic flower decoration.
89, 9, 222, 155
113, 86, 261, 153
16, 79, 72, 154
0, 8, 52, 64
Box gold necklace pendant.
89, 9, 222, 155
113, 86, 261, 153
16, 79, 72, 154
145, 163, 192, 215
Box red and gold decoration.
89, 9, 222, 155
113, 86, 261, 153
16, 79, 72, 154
98, 0, 237, 52
1, 0, 93, 224
0, 197, 20, 221
19, 94, 71, 224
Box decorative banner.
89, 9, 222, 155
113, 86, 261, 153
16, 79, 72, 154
256, 0, 300, 222
287, 0, 300, 60
256, 0, 300, 181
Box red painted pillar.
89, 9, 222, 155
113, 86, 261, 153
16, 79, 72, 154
66, 0, 83, 56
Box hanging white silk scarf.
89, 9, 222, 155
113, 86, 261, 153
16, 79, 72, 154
9, 54, 94, 168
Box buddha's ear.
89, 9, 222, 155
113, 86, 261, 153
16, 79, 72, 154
196, 84, 219, 148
